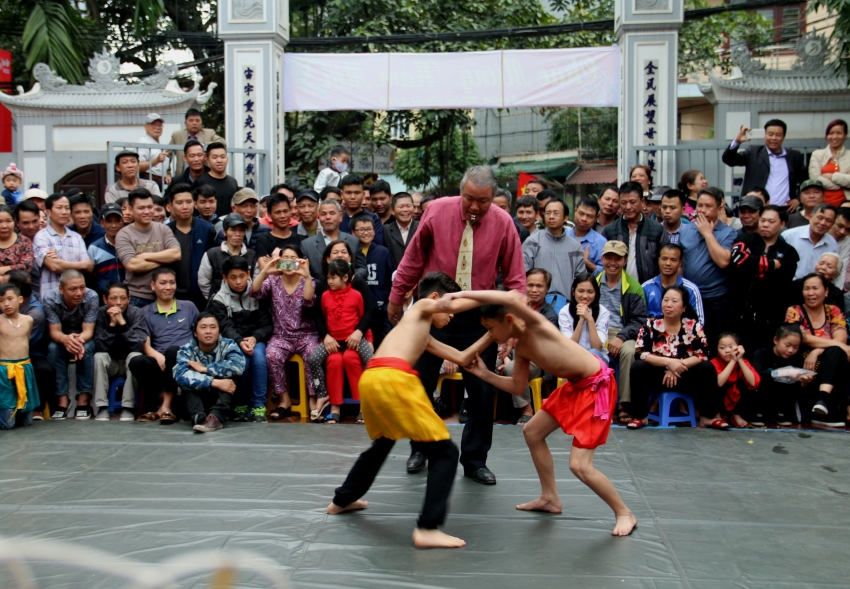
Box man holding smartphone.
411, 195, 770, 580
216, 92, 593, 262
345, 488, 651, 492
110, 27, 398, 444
722, 119, 806, 212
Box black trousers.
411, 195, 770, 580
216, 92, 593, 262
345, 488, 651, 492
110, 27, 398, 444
411, 309, 497, 475
128, 346, 180, 413
803, 346, 850, 412
334, 437, 459, 529
184, 384, 234, 423
368, 305, 388, 350
32, 355, 56, 412
702, 295, 728, 348
628, 359, 722, 420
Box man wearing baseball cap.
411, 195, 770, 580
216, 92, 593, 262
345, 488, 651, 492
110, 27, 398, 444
23, 188, 48, 211
138, 113, 168, 188
105, 151, 161, 204
213, 187, 271, 251
87, 203, 127, 297
294, 189, 320, 237
786, 179, 825, 230
737, 195, 764, 235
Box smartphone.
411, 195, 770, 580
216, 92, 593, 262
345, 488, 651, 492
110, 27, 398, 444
277, 259, 299, 271
748, 128, 765, 140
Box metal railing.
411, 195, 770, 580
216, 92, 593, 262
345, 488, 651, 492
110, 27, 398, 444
106, 142, 270, 194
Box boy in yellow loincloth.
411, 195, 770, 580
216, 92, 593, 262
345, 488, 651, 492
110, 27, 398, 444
0, 283, 38, 430
327, 272, 490, 549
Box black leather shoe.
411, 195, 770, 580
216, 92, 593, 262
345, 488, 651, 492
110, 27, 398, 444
469, 467, 497, 485
406, 451, 426, 474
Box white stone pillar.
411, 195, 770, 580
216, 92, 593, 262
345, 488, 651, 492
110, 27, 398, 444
616, 0, 682, 188
218, 0, 289, 193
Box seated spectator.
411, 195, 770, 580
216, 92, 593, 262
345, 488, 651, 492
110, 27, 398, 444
352, 214, 393, 349
657, 188, 689, 244
729, 204, 799, 352
784, 273, 850, 426
385, 192, 419, 269
737, 195, 763, 235
808, 119, 850, 207
68, 194, 105, 248
679, 187, 737, 344
559, 272, 610, 365
93, 283, 146, 422
791, 252, 846, 313
165, 183, 217, 310
0, 283, 38, 430
115, 189, 182, 307
104, 151, 161, 203
711, 332, 760, 428
595, 240, 647, 423
208, 256, 272, 422
596, 185, 620, 232
515, 195, 539, 237
193, 184, 221, 233
301, 199, 365, 281
128, 267, 198, 424
7, 270, 54, 420
641, 243, 704, 324
567, 197, 607, 272
33, 193, 93, 298
250, 245, 320, 420
0, 204, 33, 284
43, 270, 98, 420
522, 199, 582, 298
604, 182, 668, 284
175, 313, 246, 433
87, 203, 126, 298
782, 203, 838, 280
752, 324, 809, 426
13, 200, 42, 299
254, 192, 306, 262
786, 180, 825, 229
199, 213, 258, 302
493, 188, 530, 243
628, 285, 725, 429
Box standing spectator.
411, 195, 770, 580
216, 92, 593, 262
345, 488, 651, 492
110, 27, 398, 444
786, 180, 825, 229
567, 197, 607, 273
387, 166, 525, 485
629, 164, 653, 198
104, 151, 161, 203
722, 120, 806, 211
533, 189, 564, 225
604, 181, 669, 284
0, 283, 38, 429
829, 207, 850, 289
92, 283, 146, 422
737, 195, 764, 235
658, 188, 690, 244
594, 240, 647, 423
216, 187, 271, 251
338, 175, 385, 246
199, 214, 258, 302
493, 188, 530, 243
165, 183, 216, 309
514, 195, 539, 237
13, 201, 42, 300
782, 203, 839, 280
2, 163, 23, 206
115, 189, 181, 307
679, 187, 737, 344
352, 214, 394, 349
164, 108, 226, 176
43, 270, 98, 420
254, 192, 305, 262
68, 195, 105, 247
259, 184, 294, 230
729, 204, 799, 352
172, 140, 209, 184
645, 188, 663, 221
313, 145, 351, 193
195, 143, 239, 219
208, 256, 272, 423
23, 188, 47, 212
87, 203, 126, 297
369, 180, 394, 226
174, 313, 246, 433
137, 113, 168, 187
641, 243, 704, 324
596, 186, 620, 232
411, 191, 424, 221
0, 205, 33, 284
33, 193, 93, 299
523, 179, 546, 198
129, 267, 198, 423
678, 170, 708, 220
192, 184, 221, 233
117, 197, 133, 225
522, 199, 583, 298
300, 199, 364, 281
385, 192, 419, 269
295, 189, 321, 237
808, 119, 850, 206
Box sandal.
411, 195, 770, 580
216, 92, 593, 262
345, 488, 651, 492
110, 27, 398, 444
516, 415, 532, 426
618, 410, 632, 424
626, 418, 646, 430
705, 419, 730, 430
270, 406, 292, 421
355, 412, 364, 424
137, 412, 159, 422
159, 411, 176, 425
325, 413, 340, 424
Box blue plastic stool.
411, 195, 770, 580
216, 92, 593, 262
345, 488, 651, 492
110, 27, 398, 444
107, 377, 127, 413
648, 391, 697, 428
545, 294, 568, 315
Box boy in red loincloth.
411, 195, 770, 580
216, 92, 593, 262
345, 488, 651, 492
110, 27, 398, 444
440, 289, 637, 536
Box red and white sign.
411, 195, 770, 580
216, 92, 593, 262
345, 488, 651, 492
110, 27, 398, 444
0, 49, 12, 153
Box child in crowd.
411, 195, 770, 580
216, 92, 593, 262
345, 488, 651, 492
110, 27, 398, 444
0, 283, 38, 430
711, 332, 760, 428
351, 214, 394, 349
1, 164, 23, 207
313, 146, 351, 193
752, 324, 810, 426
208, 256, 272, 422
321, 259, 372, 424
250, 245, 319, 420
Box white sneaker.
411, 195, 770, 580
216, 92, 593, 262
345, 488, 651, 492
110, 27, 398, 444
94, 408, 110, 421
119, 410, 135, 422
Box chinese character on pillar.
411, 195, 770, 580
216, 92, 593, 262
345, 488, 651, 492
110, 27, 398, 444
243, 66, 257, 190
642, 59, 659, 173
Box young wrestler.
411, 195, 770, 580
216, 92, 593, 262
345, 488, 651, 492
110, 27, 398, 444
0, 283, 38, 429
327, 272, 489, 549
443, 289, 637, 536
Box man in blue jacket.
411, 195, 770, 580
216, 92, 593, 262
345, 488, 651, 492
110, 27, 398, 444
351, 214, 394, 349
165, 183, 217, 310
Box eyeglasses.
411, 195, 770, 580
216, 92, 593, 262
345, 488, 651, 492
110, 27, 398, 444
355, 228, 374, 234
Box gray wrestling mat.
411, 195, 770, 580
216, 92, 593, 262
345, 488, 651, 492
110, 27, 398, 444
1, 422, 849, 588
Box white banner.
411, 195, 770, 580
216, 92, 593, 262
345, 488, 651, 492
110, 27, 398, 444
283, 47, 618, 112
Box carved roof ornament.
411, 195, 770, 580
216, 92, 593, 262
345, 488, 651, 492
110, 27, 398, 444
729, 42, 766, 76
143, 61, 179, 88
793, 32, 832, 75
32, 64, 68, 92
85, 51, 126, 91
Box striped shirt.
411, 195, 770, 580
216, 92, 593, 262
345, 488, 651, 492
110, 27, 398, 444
87, 235, 125, 297
33, 224, 89, 299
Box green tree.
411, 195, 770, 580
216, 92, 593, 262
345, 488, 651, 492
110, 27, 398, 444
394, 125, 483, 193
811, 0, 850, 78
546, 107, 617, 159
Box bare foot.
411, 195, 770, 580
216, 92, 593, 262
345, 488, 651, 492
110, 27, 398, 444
326, 500, 368, 514
412, 528, 466, 549
611, 513, 638, 536
516, 496, 563, 513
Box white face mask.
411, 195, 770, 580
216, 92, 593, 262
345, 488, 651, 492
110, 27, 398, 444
333, 160, 348, 174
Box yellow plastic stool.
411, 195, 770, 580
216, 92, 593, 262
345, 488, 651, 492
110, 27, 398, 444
287, 354, 310, 419
529, 377, 544, 413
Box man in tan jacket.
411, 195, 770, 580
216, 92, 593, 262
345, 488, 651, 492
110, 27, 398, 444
164, 108, 226, 180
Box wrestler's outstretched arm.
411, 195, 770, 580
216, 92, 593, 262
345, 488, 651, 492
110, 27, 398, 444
426, 334, 492, 368
438, 290, 541, 326
464, 351, 530, 396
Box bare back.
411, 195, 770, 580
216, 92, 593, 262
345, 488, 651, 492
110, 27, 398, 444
374, 299, 439, 366
513, 310, 599, 382
0, 313, 33, 360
